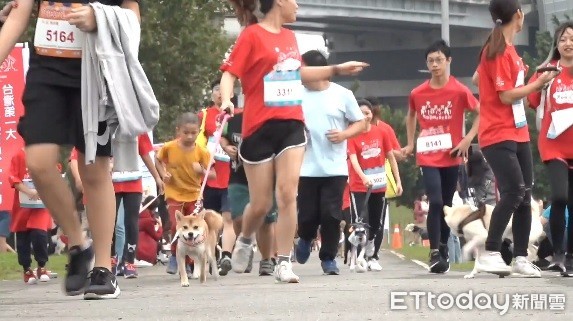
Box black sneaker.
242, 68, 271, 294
84, 267, 121, 300
438, 243, 450, 273
64, 245, 94, 296
429, 250, 447, 273
561, 255, 573, 277
548, 252, 566, 273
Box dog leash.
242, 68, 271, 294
192, 111, 231, 215
350, 186, 372, 224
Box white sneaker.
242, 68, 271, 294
231, 237, 253, 273
476, 251, 511, 276
368, 258, 382, 271
274, 261, 300, 283
365, 240, 375, 257
134, 259, 153, 268
511, 256, 542, 278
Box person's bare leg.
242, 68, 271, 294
231, 163, 274, 272
25, 144, 84, 247
274, 147, 305, 258
221, 211, 235, 253
0, 237, 15, 253
233, 217, 242, 236
256, 222, 274, 260
77, 153, 116, 269
241, 162, 275, 238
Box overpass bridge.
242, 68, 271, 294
224, 0, 570, 109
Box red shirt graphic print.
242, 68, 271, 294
409, 76, 478, 167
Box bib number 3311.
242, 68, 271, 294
263, 70, 303, 107
34, 1, 86, 59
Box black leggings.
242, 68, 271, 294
421, 166, 459, 249
545, 159, 573, 255
350, 191, 384, 260
482, 141, 533, 257
297, 176, 347, 261
112, 192, 142, 264
16, 229, 48, 271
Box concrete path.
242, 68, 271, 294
0, 250, 571, 320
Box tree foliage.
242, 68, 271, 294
139, 0, 233, 142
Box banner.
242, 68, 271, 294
0, 44, 29, 211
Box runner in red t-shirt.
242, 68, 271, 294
473, 0, 559, 278
197, 81, 234, 276
222, 0, 369, 283
347, 101, 403, 269
527, 22, 573, 276
403, 40, 480, 274
110, 134, 163, 279
9, 148, 54, 284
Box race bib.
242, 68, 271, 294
34, 1, 86, 58
112, 171, 143, 183
263, 70, 303, 107
207, 136, 230, 162
512, 70, 527, 128
19, 179, 44, 209
416, 133, 453, 153
364, 166, 386, 190
512, 100, 527, 128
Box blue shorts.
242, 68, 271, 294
0, 211, 11, 238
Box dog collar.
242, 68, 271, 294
178, 234, 206, 247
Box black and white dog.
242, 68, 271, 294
347, 221, 370, 272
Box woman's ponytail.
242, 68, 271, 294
229, 0, 259, 26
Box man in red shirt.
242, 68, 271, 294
198, 81, 234, 276
403, 40, 480, 274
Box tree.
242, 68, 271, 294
139, 0, 233, 142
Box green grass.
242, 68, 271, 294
385, 200, 473, 272
0, 252, 68, 281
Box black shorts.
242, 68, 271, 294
239, 119, 307, 164
18, 82, 112, 157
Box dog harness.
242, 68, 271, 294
457, 204, 487, 236
178, 234, 206, 247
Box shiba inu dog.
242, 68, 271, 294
174, 209, 223, 286
443, 200, 544, 279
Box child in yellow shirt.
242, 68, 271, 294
156, 112, 215, 274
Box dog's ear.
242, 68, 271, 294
175, 210, 184, 223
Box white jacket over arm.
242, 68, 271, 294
81, 2, 159, 166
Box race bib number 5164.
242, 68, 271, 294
34, 1, 86, 59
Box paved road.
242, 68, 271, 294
0, 250, 571, 320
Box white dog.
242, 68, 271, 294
443, 200, 544, 279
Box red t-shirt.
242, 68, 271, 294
375, 120, 401, 150
198, 106, 231, 189
220, 24, 304, 138
342, 183, 351, 210
477, 45, 530, 148
9, 149, 53, 232
409, 76, 478, 167
528, 60, 573, 161
113, 134, 154, 194
347, 125, 392, 193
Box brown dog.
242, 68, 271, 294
174, 209, 223, 286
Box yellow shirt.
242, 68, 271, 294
157, 140, 211, 203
